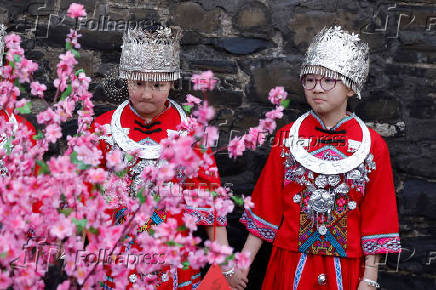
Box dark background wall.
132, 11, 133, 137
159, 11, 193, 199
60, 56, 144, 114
1, 0, 435, 289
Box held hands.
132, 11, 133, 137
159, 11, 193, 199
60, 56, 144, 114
226, 268, 249, 290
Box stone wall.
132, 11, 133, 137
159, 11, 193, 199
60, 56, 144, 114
1, 0, 435, 289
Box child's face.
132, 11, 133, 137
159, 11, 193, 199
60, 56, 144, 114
302, 74, 355, 115
128, 80, 171, 119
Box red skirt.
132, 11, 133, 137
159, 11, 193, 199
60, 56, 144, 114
262, 246, 363, 290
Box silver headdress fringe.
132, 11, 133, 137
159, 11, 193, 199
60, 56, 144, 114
119, 26, 182, 82
0, 24, 7, 66
300, 26, 370, 99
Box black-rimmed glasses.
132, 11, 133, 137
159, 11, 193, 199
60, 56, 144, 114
301, 75, 341, 91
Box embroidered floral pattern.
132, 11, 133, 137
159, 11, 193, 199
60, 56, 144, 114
185, 207, 226, 226
361, 233, 401, 255
240, 209, 278, 242
297, 209, 348, 257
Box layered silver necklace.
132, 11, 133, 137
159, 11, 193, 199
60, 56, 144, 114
110, 99, 187, 159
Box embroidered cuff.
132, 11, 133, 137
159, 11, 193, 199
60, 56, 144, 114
240, 209, 279, 243
185, 207, 227, 226
361, 233, 401, 255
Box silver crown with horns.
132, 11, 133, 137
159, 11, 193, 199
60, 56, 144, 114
300, 26, 370, 99
119, 26, 182, 82
0, 24, 7, 66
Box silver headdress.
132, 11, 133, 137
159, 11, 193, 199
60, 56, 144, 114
0, 24, 7, 66
119, 26, 182, 82
300, 26, 370, 99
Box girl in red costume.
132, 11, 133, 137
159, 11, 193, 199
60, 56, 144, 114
234, 26, 401, 290
93, 25, 233, 289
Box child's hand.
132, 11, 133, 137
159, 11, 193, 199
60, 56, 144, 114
227, 268, 249, 290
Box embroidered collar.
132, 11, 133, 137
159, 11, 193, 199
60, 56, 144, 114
309, 110, 355, 131
285, 111, 371, 174
110, 100, 187, 159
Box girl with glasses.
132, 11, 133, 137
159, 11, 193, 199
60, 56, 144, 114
233, 26, 401, 290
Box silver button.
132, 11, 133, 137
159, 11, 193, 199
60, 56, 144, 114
318, 225, 327, 236
318, 273, 326, 285
293, 194, 301, 203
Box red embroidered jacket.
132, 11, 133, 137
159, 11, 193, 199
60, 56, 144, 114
241, 111, 401, 258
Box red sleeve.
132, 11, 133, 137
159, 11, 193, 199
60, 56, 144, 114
360, 131, 401, 255
14, 114, 36, 146
91, 112, 114, 168
239, 128, 287, 242
14, 116, 41, 213
185, 147, 226, 226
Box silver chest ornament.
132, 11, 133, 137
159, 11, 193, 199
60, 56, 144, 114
308, 189, 334, 215
305, 174, 350, 226
284, 112, 376, 233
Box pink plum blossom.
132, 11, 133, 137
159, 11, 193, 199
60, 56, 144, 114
4, 34, 21, 50
243, 127, 266, 150
15, 99, 28, 109
187, 249, 208, 270
66, 29, 82, 49
106, 149, 124, 171
45, 123, 62, 143
37, 108, 59, 124
67, 3, 87, 19
265, 105, 284, 119
234, 252, 251, 270
185, 94, 201, 106
30, 82, 47, 98
228, 136, 245, 159
243, 196, 255, 210
259, 118, 277, 134
74, 144, 102, 167
191, 70, 217, 91
88, 168, 107, 184
268, 86, 287, 105
193, 101, 215, 124
50, 215, 73, 239
15, 58, 38, 83
202, 126, 219, 147
204, 240, 233, 265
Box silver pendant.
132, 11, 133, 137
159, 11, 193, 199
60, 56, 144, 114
328, 174, 341, 187
293, 194, 302, 203
334, 183, 349, 194
307, 189, 335, 214
315, 174, 328, 188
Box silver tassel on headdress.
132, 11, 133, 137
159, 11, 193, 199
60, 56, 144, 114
300, 26, 370, 99
119, 26, 182, 82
